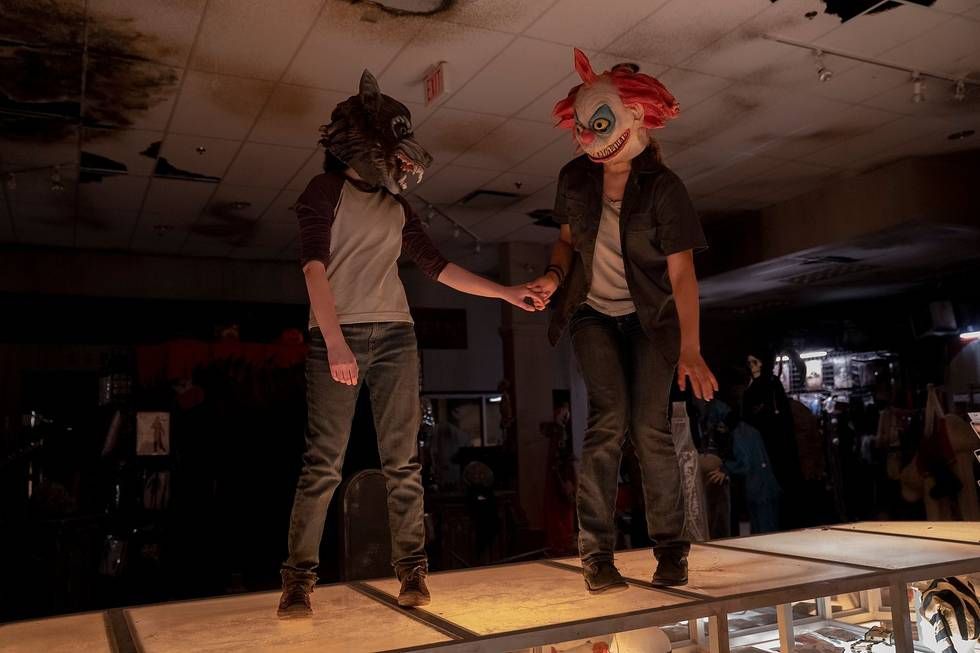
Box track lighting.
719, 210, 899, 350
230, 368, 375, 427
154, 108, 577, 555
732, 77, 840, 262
953, 79, 966, 102
911, 74, 925, 104
814, 50, 833, 82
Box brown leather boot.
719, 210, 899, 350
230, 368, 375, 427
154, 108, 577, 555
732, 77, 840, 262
396, 564, 431, 608
583, 559, 629, 595
277, 568, 317, 618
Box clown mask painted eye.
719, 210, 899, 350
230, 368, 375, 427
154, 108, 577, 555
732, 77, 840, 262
589, 104, 616, 135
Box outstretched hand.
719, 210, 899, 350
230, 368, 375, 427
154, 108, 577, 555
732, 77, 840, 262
500, 285, 548, 312
525, 273, 560, 302
677, 349, 718, 401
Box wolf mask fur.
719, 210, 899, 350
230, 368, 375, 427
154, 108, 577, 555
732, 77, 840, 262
319, 70, 432, 194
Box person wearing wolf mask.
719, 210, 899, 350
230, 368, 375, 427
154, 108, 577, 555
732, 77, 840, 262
527, 50, 718, 592
278, 70, 545, 617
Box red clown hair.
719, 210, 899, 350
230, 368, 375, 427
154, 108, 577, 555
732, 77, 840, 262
553, 49, 679, 130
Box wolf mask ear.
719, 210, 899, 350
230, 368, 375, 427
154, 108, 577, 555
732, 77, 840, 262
358, 69, 383, 113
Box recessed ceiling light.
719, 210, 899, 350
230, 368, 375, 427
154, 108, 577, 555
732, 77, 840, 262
947, 129, 975, 141
196, 146, 207, 155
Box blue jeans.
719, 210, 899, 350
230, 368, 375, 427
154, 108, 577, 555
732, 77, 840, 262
570, 306, 689, 563
283, 323, 426, 574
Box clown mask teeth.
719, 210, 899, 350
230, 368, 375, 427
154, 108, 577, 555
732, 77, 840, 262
590, 129, 630, 162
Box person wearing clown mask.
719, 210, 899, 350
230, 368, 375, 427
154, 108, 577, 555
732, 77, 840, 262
527, 49, 717, 592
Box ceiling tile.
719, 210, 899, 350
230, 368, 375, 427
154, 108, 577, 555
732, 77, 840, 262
157, 134, 241, 179
262, 192, 301, 223
509, 180, 557, 215
739, 0, 841, 43
251, 85, 348, 148
169, 71, 274, 140
524, 0, 671, 49
714, 160, 835, 202
656, 68, 734, 112
435, 0, 555, 34
75, 209, 139, 249
87, 0, 207, 67
807, 63, 909, 104
82, 128, 164, 176
282, 1, 421, 92
77, 174, 150, 212
482, 171, 555, 197
222, 143, 311, 188
658, 83, 782, 147
189, 0, 324, 80
413, 165, 500, 205
814, 3, 951, 57
86, 56, 181, 131
285, 152, 326, 191
378, 22, 513, 108
932, 0, 980, 12
131, 220, 189, 254
681, 154, 786, 196
454, 119, 563, 171
511, 136, 577, 177
879, 15, 980, 70
205, 183, 279, 221
445, 37, 573, 116
470, 211, 532, 241
413, 108, 506, 166
753, 104, 899, 160
607, 0, 767, 67
142, 177, 217, 224
5, 168, 78, 220
0, 132, 79, 171
17, 215, 76, 248
0, 0, 86, 47
516, 72, 579, 124
801, 115, 934, 168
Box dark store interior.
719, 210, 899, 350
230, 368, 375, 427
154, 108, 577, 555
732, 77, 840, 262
1, 1, 979, 651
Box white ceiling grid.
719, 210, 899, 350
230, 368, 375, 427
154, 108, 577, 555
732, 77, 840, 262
0, 0, 977, 262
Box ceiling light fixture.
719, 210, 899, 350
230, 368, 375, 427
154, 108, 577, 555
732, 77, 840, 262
800, 350, 829, 360
953, 79, 966, 102
230, 201, 251, 210
761, 35, 980, 95
815, 50, 833, 82
453, 226, 460, 239
474, 242, 482, 254
196, 146, 207, 155
960, 329, 980, 341
948, 129, 975, 141
911, 74, 926, 104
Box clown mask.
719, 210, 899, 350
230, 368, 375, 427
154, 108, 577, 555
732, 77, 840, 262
554, 50, 679, 166
572, 76, 647, 164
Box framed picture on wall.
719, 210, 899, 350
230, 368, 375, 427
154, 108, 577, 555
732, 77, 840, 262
136, 411, 170, 456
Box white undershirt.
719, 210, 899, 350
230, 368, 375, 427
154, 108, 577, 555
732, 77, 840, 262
585, 197, 636, 317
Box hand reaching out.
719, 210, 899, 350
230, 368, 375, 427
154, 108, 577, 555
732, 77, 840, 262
500, 285, 548, 312
525, 273, 560, 302
707, 469, 728, 485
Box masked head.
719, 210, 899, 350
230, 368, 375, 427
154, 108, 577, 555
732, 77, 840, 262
319, 70, 432, 194
553, 49, 679, 165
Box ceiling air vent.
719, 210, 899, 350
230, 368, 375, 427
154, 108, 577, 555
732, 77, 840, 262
458, 189, 523, 210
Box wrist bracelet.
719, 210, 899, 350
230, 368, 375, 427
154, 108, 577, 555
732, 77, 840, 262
545, 265, 565, 284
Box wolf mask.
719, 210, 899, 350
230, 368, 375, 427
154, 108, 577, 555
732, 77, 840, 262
319, 70, 432, 194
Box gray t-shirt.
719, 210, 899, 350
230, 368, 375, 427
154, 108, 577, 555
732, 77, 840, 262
585, 198, 636, 317
294, 171, 449, 328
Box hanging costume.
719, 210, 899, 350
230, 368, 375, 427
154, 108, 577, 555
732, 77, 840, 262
548, 50, 707, 588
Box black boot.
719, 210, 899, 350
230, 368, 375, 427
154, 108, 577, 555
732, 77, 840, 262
277, 568, 317, 618
651, 552, 688, 587
583, 559, 629, 595
397, 564, 431, 608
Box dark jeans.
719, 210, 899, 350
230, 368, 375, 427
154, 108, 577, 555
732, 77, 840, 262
570, 305, 689, 563
283, 322, 426, 575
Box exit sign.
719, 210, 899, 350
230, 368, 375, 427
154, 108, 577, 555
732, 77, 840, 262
424, 62, 448, 106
